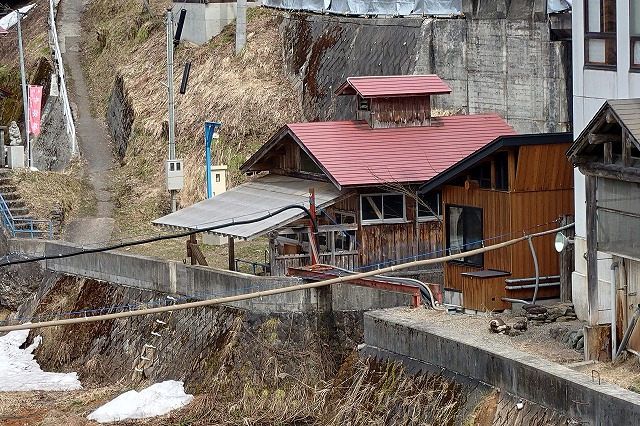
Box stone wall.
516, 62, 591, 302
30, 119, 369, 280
280, 5, 571, 133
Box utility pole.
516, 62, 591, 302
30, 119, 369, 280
166, 9, 176, 212
16, 10, 30, 168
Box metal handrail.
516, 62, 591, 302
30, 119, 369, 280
0, 193, 52, 239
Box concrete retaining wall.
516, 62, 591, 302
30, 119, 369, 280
8, 239, 413, 313
281, 9, 571, 133
364, 309, 640, 425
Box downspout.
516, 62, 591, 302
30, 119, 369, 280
611, 261, 620, 360
528, 236, 540, 304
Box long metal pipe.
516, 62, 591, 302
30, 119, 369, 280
505, 282, 559, 291
16, 9, 30, 167
501, 297, 532, 305
528, 236, 540, 304
616, 305, 640, 359
504, 275, 560, 284
611, 261, 619, 360
0, 222, 575, 332
167, 9, 176, 212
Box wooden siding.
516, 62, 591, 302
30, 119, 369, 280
370, 96, 431, 128
325, 192, 442, 270
442, 186, 512, 294
514, 144, 573, 191
509, 189, 574, 279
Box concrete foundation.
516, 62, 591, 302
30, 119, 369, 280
7, 146, 24, 169
364, 308, 640, 425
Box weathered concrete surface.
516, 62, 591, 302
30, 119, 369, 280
9, 238, 414, 313
281, 8, 571, 134
16, 274, 363, 389
364, 308, 640, 426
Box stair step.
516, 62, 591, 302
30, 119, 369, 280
6, 200, 26, 209
0, 185, 18, 193
2, 192, 21, 201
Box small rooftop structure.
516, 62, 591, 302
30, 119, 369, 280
334, 75, 452, 98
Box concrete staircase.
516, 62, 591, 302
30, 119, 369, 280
0, 170, 49, 237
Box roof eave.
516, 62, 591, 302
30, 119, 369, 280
419, 132, 572, 194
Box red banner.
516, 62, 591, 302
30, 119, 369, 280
28, 85, 42, 135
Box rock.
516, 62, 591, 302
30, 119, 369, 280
523, 304, 548, 315
512, 318, 528, 331
569, 331, 580, 348
547, 305, 569, 320
556, 316, 576, 322
490, 318, 511, 334
576, 336, 585, 350
550, 326, 569, 340
576, 329, 584, 338
508, 330, 522, 337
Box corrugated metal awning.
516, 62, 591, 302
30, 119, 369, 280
152, 175, 344, 240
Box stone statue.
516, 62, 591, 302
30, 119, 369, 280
8, 121, 21, 146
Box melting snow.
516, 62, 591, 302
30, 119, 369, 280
87, 380, 194, 423
0, 328, 82, 391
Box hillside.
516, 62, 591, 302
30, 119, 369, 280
80, 0, 301, 233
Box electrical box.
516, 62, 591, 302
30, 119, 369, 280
210, 164, 227, 197
166, 159, 184, 191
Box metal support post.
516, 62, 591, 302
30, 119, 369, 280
16, 10, 30, 168
167, 9, 176, 212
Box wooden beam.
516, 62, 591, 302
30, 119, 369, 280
604, 142, 612, 164
559, 215, 575, 302
588, 133, 620, 145
228, 236, 235, 271
586, 174, 599, 326
622, 129, 631, 168
578, 162, 640, 183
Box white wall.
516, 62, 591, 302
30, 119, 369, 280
176, 2, 256, 46
571, 0, 640, 321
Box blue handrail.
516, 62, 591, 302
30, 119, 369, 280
0, 193, 52, 239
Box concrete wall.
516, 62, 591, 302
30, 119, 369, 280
8, 239, 414, 313
364, 309, 640, 425
281, 8, 571, 134
176, 2, 258, 45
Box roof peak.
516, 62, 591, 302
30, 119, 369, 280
335, 75, 452, 98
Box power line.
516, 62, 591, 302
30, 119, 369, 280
0, 222, 574, 332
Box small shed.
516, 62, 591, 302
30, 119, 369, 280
567, 98, 640, 355
420, 133, 574, 311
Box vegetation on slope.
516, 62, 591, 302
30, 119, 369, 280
81, 0, 301, 230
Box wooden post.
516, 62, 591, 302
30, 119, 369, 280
559, 214, 575, 302
228, 236, 235, 271
189, 234, 197, 265
308, 188, 318, 265
586, 174, 599, 325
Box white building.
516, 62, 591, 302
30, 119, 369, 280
572, 0, 640, 359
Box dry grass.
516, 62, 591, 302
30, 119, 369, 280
11, 159, 95, 224
80, 0, 301, 241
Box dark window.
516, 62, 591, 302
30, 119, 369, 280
446, 205, 483, 267
494, 151, 509, 191
358, 96, 370, 111
300, 152, 322, 174
470, 162, 492, 189
585, 0, 617, 67
361, 193, 405, 223
215, 173, 221, 182
632, 0, 640, 68
417, 191, 442, 219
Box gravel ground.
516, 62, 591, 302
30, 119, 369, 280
388, 305, 586, 364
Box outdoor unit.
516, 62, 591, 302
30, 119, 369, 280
166, 159, 184, 191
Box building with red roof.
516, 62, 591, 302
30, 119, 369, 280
156, 75, 573, 310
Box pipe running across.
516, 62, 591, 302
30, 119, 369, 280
0, 223, 575, 332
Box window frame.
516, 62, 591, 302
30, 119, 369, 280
631, 0, 640, 70
360, 192, 406, 225
584, 0, 617, 69
417, 191, 442, 222
445, 204, 484, 267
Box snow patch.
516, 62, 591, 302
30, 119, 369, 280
0, 328, 82, 391
87, 380, 193, 423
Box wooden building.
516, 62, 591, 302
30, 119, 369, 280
420, 133, 574, 311
567, 99, 640, 357
155, 75, 524, 290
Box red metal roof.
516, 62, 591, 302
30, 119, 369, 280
286, 115, 516, 187
334, 75, 452, 98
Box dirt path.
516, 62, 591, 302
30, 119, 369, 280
57, 0, 115, 245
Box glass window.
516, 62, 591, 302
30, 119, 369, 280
597, 178, 640, 259
361, 193, 405, 224
494, 151, 509, 191
446, 205, 484, 267
584, 0, 617, 66
417, 191, 442, 220
632, 0, 640, 67
469, 162, 492, 189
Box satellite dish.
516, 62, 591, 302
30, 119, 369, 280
554, 232, 573, 253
